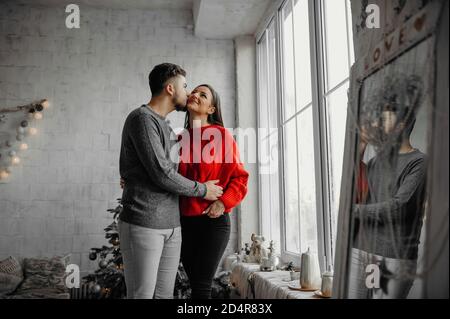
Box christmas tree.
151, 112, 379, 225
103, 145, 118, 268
83, 199, 192, 299
83, 199, 126, 299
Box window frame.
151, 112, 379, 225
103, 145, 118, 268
317, 0, 354, 263
256, 17, 283, 254
256, 0, 354, 270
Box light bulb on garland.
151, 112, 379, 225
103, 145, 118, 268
0, 99, 50, 181
0, 170, 9, 180
41, 99, 50, 109
11, 156, 21, 165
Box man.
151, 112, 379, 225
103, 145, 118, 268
349, 75, 427, 299
118, 63, 223, 299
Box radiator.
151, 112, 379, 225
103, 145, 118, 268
69, 283, 92, 299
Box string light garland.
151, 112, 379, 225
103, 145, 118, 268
0, 99, 49, 114
0, 99, 50, 182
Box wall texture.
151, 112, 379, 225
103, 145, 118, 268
0, 2, 237, 274
234, 36, 259, 249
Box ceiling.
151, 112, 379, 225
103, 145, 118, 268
194, 0, 272, 39
8, 0, 272, 39
10, 0, 194, 10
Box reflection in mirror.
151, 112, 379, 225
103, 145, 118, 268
347, 38, 433, 299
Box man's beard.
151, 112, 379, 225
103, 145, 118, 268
173, 95, 187, 112
175, 103, 187, 112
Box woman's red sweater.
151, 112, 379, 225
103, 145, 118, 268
178, 124, 249, 217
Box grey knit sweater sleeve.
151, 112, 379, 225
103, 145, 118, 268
354, 151, 426, 224
127, 109, 206, 197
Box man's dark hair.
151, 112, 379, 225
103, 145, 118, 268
401, 109, 417, 139
380, 74, 423, 140
148, 63, 186, 96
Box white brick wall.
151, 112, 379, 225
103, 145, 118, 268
0, 3, 237, 274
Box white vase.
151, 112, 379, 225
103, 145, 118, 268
299, 247, 321, 290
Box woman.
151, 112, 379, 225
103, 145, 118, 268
178, 84, 249, 299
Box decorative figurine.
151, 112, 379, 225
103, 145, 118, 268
245, 233, 268, 264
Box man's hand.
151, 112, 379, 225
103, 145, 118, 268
203, 180, 223, 201
203, 200, 225, 218
120, 178, 125, 189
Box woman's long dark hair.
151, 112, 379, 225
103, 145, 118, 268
184, 84, 224, 128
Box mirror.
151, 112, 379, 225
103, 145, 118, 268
346, 37, 433, 299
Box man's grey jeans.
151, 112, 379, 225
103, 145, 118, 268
347, 248, 417, 299
118, 220, 182, 299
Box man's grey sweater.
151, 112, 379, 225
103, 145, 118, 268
119, 105, 206, 229
354, 149, 427, 260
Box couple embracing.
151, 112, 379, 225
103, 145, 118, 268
119, 63, 249, 299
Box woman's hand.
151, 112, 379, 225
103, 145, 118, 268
359, 125, 370, 158
120, 178, 125, 189
203, 200, 225, 218
359, 140, 368, 158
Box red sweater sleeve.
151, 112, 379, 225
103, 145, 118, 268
356, 161, 369, 204
220, 134, 249, 211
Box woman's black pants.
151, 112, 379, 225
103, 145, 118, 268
181, 214, 230, 299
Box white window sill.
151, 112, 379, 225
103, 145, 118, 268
230, 262, 320, 299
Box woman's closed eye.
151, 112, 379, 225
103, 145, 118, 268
192, 91, 207, 99
191, 91, 208, 99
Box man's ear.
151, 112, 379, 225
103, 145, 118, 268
396, 122, 405, 134
165, 82, 175, 96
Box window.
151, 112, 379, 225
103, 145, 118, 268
280, 0, 318, 256
257, 0, 354, 268
321, 0, 354, 259
257, 19, 281, 253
